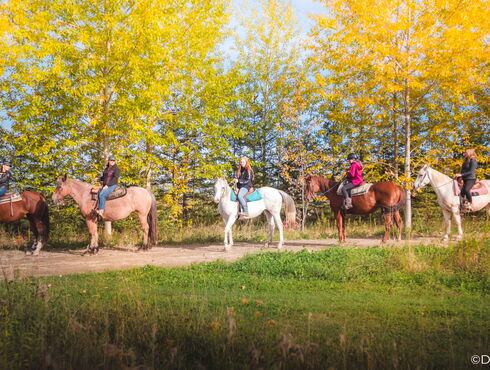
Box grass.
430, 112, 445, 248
1, 239, 490, 369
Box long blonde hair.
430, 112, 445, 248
237, 157, 253, 178
464, 148, 476, 160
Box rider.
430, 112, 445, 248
96, 155, 120, 217
342, 153, 364, 210
234, 157, 254, 217
456, 148, 477, 211
0, 159, 13, 197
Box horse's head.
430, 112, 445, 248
413, 164, 431, 192
305, 175, 318, 202
52, 174, 70, 205
213, 178, 229, 204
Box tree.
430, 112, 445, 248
312, 0, 490, 232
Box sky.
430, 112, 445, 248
288, 0, 326, 31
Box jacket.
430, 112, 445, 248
461, 158, 477, 180
346, 161, 364, 186
100, 164, 120, 186
0, 170, 13, 190
236, 168, 253, 190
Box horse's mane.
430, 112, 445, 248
308, 174, 336, 187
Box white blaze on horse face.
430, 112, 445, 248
214, 179, 225, 203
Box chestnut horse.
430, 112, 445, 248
0, 191, 50, 255
305, 175, 406, 243
52, 175, 157, 254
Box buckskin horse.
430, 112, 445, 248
305, 175, 406, 243
213, 178, 296, 251
52, 175, 157, 254
0, 190, 50, 255
413, 164, 490, 241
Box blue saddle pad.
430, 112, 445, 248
230, 189, 262, 202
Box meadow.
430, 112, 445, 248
1, 237, 490, 369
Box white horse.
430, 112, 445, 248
213, 178, 297, 251
413, 164, 490, 241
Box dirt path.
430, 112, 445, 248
0, 237, 441, 279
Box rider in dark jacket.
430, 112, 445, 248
96, 155, 120, 217
456, 148, 477, 211
234, 157, 254, 217
0, 159, 13, 197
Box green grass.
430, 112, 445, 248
1, 239, 490, 369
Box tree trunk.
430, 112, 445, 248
403, 95, 412, 234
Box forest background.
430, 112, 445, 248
0, 0, 488, 235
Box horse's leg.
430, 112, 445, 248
264, 211, 274, 248
334, 210, 344, 243
31, 217, 47, 256
25, 215, 38, 255
441, 209, 452, 242
452, 207, 463, 241
393, 211, 403, 241
224, 216, 236, 251
271, 211, 284, 250
84, 218, 99, 254
137, 211, 150, 251
382, 213, 393, 243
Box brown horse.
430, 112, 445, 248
305, 175, 406, 243
52, 175, 157, 254
0, 191, 50, 255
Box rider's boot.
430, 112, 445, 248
343, 197, 352, 210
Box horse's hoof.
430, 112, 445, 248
25, 249, 33, 256
277, 245, 284, 251
224, 245, 231, 252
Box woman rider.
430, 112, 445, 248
342, 153, 364, 210
234, 157, 254, 217
456, 148, 477, 211
0, 159, 13, 197
96, 155, 120, 218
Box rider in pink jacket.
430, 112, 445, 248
342, 153, 364, 209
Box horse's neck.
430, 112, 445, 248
428, 168, 453, 195
67, 180, 93, 207
221, 183, 232, 203
317, 177, 336, 197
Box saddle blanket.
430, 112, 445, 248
91, 186, 127, 201
0, 191, 22, 205
230, 189, 263, 202
337, 182, 372, 197
453, 180, 488, 197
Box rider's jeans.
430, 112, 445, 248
237, 187, 249, 212
98, 184, 117, 210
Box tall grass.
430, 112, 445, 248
1, 240, 489, 369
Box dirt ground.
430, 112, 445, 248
0, 237, 442, 279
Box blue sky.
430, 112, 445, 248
288, 0, 326, 31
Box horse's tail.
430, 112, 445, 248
147, 192, 158, 247
40, 195, 50, 243
278, 190, 297, 228
394, 186, 407, 212
382, 185, 407, 214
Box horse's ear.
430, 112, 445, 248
62, 174, 67, 182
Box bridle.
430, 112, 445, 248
416, 167, 453, 190
307, 177, 340, 199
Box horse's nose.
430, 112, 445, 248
213, 198, 220, 204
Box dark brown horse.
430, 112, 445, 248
305, 175, 405, 243
0, 191, 50, 255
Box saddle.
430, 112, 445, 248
90, 185, 127, 201
0, 190, 22, 205
453, 180, 488, 197
230, 188, 263, 202
337, 181, 372, 197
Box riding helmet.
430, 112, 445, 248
347, 153, 357, 160
108, 155, 116, 161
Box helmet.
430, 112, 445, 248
108, 155, 116, 161
347, 153, 357, 160
2, 159, 11, 166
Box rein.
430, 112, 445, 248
421, 169, 454, 190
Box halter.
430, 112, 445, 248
417, 167, 453, 190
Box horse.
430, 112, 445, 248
52, 175, 157, 254
413, 164, 490, 241
305, 175, 406, 243
213, 178, 297, 251
0, 191, 50, 255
